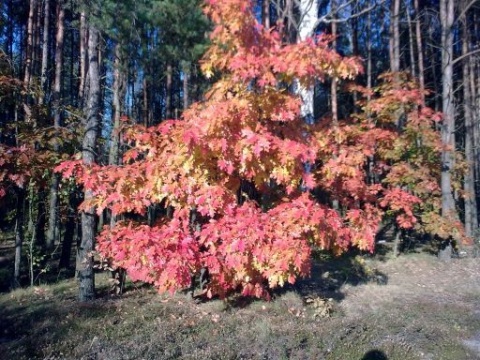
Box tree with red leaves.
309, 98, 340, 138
57, 0, 450, 299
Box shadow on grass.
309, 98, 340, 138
0, 287, 119, 359
362, 349, 389, 359
275, 250, 389, 303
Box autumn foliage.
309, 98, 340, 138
57, 0, 448, 298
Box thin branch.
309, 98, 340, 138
452, 48, 480, 66
455, 0, 480, 24
309, 0, 385, 36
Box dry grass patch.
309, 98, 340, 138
1, 252, 480, 359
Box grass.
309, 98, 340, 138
1, 251, 480, 359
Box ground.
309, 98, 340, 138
1, 248, 480, 359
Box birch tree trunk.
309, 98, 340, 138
297, 0, 318, 124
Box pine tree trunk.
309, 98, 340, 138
78, 11, 88, 107
14, 190, 25, 288
165, 63, 172, 119
440, 0, 457, 220
183, 62, 189, 111
59, 192, 79, 269
77, 24, 100, 302
439, 0, 457, 260
413, 0, 425, 104
46, 1, 65, 252
143, 77, 149, 126
109, 43, 126, 167
23, 0, 37, 121
39, 0, 49, 105
35, 190, 46, 250
406, 3, 416, 77
389, 0, 401, 73
462, 11, 478, 237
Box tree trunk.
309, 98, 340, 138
262, 0, 270, 29
13, 190, 25, 288
440, 0, 457, 220
23, 0, 37, 121
439, 0, 457, 260
183, 62, 189, 111
406, 2, 416, 77
78, 11, 88, 107
462, 9, 478, 237
109, 43, 126, 167
108, 43, 128, 294
331, 1, 338, 126
33, 189, 46, 252
366, 9, 372, 95
77, 24, 100, 302
297, 0, 317, 124
473, 50, 480, 233
143, 77, 149, 126
165, 63, 173, 119
330, 0, 340, 211
39, 0, 50, 105
389, 0, 401, 73
46, 1, 65, 252
413, 0, 425, 104
59, 192, 79, 269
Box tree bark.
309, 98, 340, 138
413, 0, 425, 104
23, 0, 37, 121
46, 0, 65, 252
109, 43, 126, 167
461, 7, 478, 237
39, 0, 50, 105
440, 0, 457, 220
77, 24, 101, 302
389, 0, 401, 73
297, 0, 317, 124
59, 192, 79, 269
262, 0, 270, 29
406, 2, 416, 77
182, 62, 189, 111
331, 0, 338, 126
79, 11, 88, 107
438, 0, 458, 261
14, 190, 25, 288
165, 63, 173, 119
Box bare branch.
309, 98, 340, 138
452, 48, 480, 66
455, 0, 480, 24
309, 0, 385, 36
